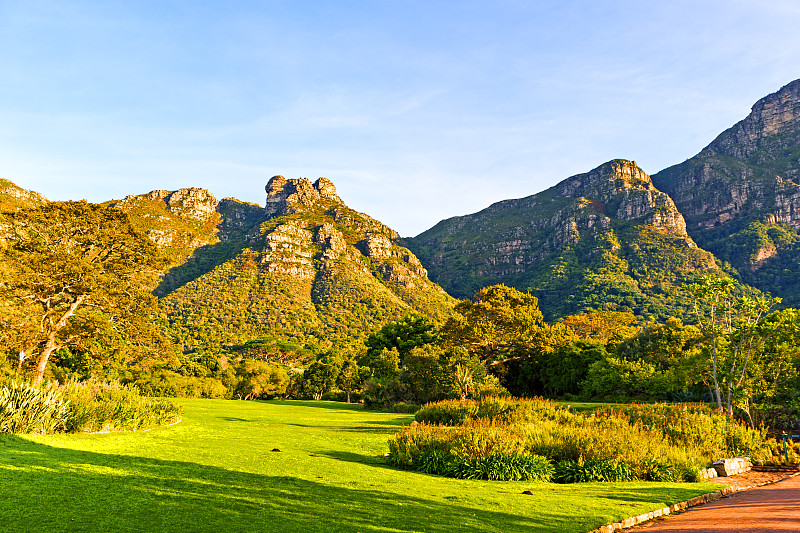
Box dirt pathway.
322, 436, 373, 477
633, 474, 800, 532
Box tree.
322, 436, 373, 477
234, 360, 290, 400
402, 345, 448, 404
337, 355, 365, 403
562, 311, 639, 345
441, 346, 486, 400
363, 314, 437, 366
688, 275, 783, 415
303, 358, 341, 400
0, 201, 165, 384
441, 284, 571, 365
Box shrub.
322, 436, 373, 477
595, 403, 768, 459
388, 421, 553, 481
391, 396, 773, 483
60, 380, 181, 433
0, 382, 69, 434
133, 370, 227, 398
0, 380, 181, 434
553, 458, 635, 483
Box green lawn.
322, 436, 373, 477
0, 399, 721, 532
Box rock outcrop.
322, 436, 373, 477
159, 176, 453, 351
653, 78, 800, 305
408, 159, 716, 320
0, 179, 48, 212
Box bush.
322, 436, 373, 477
595, 403, 768, 460
391, 396, 772, 482
133, 370, 227, 399
60, 379, 181, 433
553, 458, 634, 483
388, 421, 553, 481
0, 380, 181, 434
0, 382, 69, 434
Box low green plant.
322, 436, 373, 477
60, 379, 181, 433
553, 458, 634, 483
0, 380, 180, 434
0, 381, 69, 434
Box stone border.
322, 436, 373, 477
590, 471, 800, 533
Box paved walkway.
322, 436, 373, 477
634, 475, 800, 532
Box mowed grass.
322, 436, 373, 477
0, 399, 720, 533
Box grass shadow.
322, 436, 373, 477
0, 435, 572, 533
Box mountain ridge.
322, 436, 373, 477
407, 159, 718, 320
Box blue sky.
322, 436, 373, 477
2, 1, 800, 236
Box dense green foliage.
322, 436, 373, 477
392, 396, 769, 482
0, 201, 172, 384
0, 380, 180, 434
0, 382, 69, 434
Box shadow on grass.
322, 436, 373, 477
0, 434, 719, 533
285, 423, 402, 436
0, 434, 563, 533
310, 449, 392, 466
268, 400, 369, 412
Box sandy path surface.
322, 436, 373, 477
633, 474, 800, 532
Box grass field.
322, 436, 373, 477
0, 399, 721, 532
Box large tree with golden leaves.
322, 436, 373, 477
0, 201, 166, 383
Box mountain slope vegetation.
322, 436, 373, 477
408, 160, 718, 320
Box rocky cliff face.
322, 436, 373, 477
653, 78, 800, 305
408, 159, 716, 320
160, 176, 453, 351
112, 187, 263, 266
707, 79, 800, 162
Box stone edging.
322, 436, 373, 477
590, 471, 800, 533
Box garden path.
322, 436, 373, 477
633, 474, 800, 532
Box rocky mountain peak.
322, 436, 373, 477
552, 159, 688, 236
118, 187, 219, 223
265, 175, 342, 217
708, 78, 800, 159
555, 159, 651, 198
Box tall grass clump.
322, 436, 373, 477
415, 396, 573, 426
61, 379, 181, 433
0, 382, 70, 434
0, 380, 181, 434
389, 420, 554, 481
595, 403, 768, 460
391, 396, 769, 483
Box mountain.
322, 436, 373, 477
0, 179, 48, 212
108, 188, 264, 294
407, 159, 718, 320
153, 176, 454, 352
652, 78, 800, 305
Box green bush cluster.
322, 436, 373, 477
596, 403, 768, 460
0, 382, 70, 434
389, 397, 769, 482
0, 380, 181, 434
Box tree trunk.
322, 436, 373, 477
32, 296, 85, 385
33, 332, 58, 385
711, 341, 723, 410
